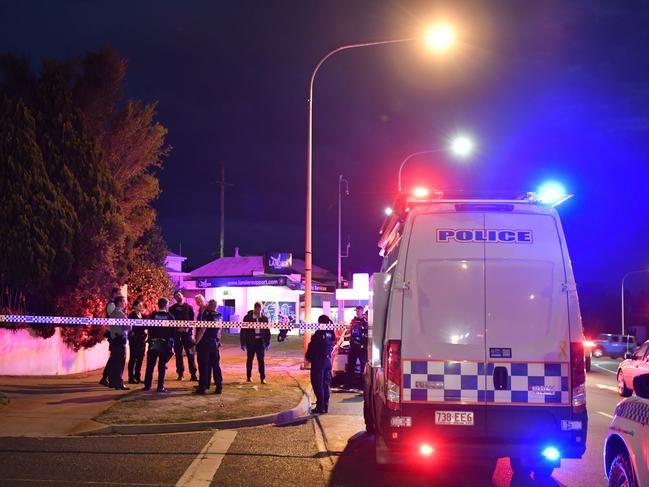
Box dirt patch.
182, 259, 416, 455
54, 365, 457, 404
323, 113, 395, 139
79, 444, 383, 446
95, 332, 309, 425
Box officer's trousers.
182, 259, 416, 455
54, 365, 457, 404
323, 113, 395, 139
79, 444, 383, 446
108, 337, 126, 387
173, 331, 197, 377
144, 344, 171, 391
128, 337, 146, 381
197, 339, 221, 391
310, 357, 332, 413
347, 344, 367, 377
246, 341, 266, 380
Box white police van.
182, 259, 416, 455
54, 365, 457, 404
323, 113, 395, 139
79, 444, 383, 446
364, 192, 587, 478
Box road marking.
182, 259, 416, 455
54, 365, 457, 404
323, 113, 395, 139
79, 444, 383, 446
175, 429, 237, 487
597, 411, 614, 419
594, 363, 617, 375
596, 383, 618, 393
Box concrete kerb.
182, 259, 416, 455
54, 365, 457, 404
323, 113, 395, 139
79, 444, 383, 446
79, 385, 314, 436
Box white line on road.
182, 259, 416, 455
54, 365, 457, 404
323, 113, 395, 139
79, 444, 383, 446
595, 383, 618, 393
175, 429, 237, 487
597, 411, 614, 419
594, 363, 617, 375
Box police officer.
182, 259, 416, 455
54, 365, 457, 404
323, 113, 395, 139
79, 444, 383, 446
127, 299, 147, 384
241, 302, 270, 384
143, 298, 175, 393
108, 296, 130, 390
100, 287, 121, 387
194, 299, 223, 394
347, 305, 368, 386
306, 315, 336, 414
169, 291, 198, 382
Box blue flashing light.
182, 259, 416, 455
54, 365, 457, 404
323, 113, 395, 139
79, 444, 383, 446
537, 181, 567, 205
541, 446, 560, 462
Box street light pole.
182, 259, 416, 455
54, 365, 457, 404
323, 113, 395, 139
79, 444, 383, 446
397, 150, 444, 192
621, 268, 649, 336
305, 37, 418, 327
337, 175, 349, 288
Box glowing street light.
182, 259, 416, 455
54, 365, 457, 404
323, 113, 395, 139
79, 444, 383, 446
450, 134, 474, 158
384, 207, 394, 216
397, 134, 477, 191
424, 24, 456, 52
305, 23, 457, 330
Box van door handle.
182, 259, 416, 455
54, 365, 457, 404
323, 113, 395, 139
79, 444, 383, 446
394, 281, 410, 291
493, 366, 509, 390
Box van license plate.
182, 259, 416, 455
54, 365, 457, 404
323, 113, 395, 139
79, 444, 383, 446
435, 411, 474, 426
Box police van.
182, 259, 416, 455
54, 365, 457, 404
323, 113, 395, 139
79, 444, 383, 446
364, 191, 587, 478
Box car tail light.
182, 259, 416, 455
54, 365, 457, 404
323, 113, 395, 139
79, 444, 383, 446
385, 340, 401, 411
570, 341, 586, 413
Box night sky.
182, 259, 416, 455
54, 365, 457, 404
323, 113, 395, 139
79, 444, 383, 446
2, 1, 649, 331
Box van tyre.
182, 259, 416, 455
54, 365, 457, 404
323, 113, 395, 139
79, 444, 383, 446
608, 453, 637, 487
585, 356, 591, 372
363, 390, 375, 434
617, 371, 632, 397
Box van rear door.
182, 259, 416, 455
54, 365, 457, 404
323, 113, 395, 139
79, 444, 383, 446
483, 212, 571, 439
401, 212, 486, 437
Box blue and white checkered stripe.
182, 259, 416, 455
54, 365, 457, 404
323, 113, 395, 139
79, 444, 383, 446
615, 398, 649, 426
402, 360, 569, 405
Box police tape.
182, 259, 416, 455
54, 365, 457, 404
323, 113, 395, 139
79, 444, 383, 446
0, 314, 349, 330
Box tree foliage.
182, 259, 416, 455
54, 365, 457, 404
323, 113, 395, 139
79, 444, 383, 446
0, 47, 171, 349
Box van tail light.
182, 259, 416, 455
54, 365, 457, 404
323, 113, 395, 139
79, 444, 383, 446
570, 341, 586, 413
385, 340, 401, 411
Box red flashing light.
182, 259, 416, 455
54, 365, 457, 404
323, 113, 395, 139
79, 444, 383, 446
582, 340, 595, 348
420, 444, 434, 456
571, 341, 586, 413
413, 187, 430, 198
385, 340, 401, 411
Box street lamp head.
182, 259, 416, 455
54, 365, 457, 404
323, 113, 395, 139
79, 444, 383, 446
424, 24, 456, 52
450, 135, 474, 158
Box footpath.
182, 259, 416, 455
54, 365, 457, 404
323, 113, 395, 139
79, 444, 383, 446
0, 334, 311, 437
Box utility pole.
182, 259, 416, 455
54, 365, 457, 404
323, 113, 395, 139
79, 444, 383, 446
214, 163, 231, 258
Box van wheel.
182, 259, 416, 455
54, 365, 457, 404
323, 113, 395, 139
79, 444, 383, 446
363, 391, 375, 434
608, 453, 637, 487
585, 356, 591, 372
593, 348, 604, 358
617, 371, 632, 397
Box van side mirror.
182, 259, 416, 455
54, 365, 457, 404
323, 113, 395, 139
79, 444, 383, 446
633, 374, 649, 400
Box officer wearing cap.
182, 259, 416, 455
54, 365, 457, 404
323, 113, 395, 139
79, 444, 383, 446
347, 305, 369, 386
306, 315, 336, 414
143, 298, 175, 393
194, 299, 223, 394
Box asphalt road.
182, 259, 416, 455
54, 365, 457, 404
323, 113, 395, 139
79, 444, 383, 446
0, 358, 623, 487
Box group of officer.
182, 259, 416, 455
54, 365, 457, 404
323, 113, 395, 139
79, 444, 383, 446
99, 290, 226, 394
99, 290, 274, 394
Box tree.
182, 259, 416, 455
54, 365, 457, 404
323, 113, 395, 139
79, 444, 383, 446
0, 48, 171, 349
126, 257, 174, 315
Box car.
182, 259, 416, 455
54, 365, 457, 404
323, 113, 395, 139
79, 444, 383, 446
617, 340, 649, 397
365, 193, 588, 479
604, 372, 649, 486
593, 334, 637, 359
331, 328, 361, 387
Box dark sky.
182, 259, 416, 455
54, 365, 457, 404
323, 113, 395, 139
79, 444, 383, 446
2, 1, 649, 330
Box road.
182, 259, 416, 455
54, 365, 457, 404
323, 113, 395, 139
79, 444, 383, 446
0, 358, 623, 487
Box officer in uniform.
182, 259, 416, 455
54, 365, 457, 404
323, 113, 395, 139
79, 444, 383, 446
347, 305, 369, 386
143, 298, 175, 393
169, 291, 198, 382
108, 296, 130, 390
241, 302, 270, 384
194, 299, 223, 394
127, 299, 147, 384
306, 315, 336, 414
100, 287, 121, 387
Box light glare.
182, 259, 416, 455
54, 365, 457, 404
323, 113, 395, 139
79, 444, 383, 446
537, 181, 567, 205
384, 207, 393, 216
450, 135, 474, 158
542, 446, 560, 461
425, 24, 455, 51
413, 187, 430, 198
420, 444, 434, 456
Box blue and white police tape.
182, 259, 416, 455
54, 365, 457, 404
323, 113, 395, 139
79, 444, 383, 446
0, 314, 349, 330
